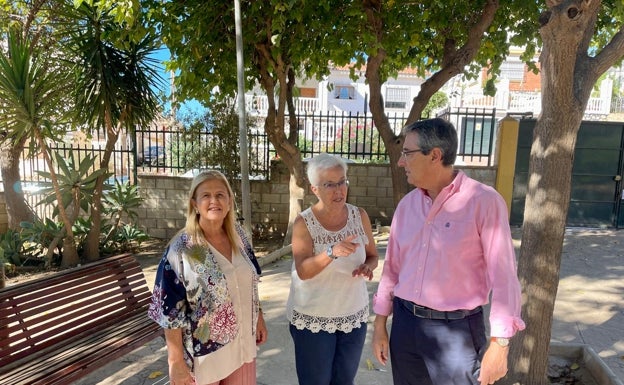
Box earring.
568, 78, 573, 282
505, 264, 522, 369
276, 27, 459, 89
195, 208, 199, 214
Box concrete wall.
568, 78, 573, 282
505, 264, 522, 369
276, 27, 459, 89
136, 161, 496, 240
0, 163, 495, 238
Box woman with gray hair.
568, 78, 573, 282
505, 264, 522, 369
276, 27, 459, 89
287, 153, 379, 385
149, 170, 267, 385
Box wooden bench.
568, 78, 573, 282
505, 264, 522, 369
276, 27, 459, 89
0, 253, 164, 385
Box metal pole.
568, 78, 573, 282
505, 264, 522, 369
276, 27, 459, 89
234, 0, 252, 235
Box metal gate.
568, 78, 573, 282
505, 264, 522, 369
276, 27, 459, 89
510, 119, 624, 228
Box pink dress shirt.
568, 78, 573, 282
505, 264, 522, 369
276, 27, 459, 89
373, 171, 525, 338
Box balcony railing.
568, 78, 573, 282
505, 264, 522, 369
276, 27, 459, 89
246, 95, 319, 115
458, 90, 610, 116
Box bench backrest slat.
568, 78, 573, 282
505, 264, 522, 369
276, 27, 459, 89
0, 254, 155, 370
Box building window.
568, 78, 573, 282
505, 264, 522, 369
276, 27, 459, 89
335, 85, 355, 99
385, 87, 409, 109
500, 61, 525, 81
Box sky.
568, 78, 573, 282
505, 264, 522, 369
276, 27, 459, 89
151, 48, 206, 119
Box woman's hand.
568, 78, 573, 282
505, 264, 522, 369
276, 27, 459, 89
256, 310, 268, 345
169, 360, 196, 385
332, 234, 360, 257
164, 329, 195, 385
352, 263, 374, 280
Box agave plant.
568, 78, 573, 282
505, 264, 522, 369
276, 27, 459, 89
100, 180, 145, 252
102, 180, 143, 228
20, 219, 64, 268
35, 152, 110, 220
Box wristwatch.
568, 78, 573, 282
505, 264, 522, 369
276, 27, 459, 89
326, 245, 338, 260
491, 337, 510, 347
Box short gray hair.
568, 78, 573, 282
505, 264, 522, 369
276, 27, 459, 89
306, 153, 348, 186
402, 118, 458, 166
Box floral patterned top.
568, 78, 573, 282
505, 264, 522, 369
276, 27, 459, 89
148, 225, 261, 374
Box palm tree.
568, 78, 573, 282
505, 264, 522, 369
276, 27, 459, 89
0, 29, 81, 266
64, 3, 163, 260
0, 0, 60, 230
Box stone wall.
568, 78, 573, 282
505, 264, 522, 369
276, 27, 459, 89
0, 163, 495, 238
136, 161, 496, 240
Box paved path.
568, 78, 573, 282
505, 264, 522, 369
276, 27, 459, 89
74, 228, 624, 384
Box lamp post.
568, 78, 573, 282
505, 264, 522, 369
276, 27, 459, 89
234, 0, 252, 235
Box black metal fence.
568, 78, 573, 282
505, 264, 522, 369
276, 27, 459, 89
9, 108, 497, 221
132, 108, 497, 177
15, 108, 497, 218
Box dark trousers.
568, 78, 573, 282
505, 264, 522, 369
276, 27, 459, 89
389, 296, 486, 385
289, 322, 367, 385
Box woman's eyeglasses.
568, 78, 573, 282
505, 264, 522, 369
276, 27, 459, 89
319, 179, 349, 190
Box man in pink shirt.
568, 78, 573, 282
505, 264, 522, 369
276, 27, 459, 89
372, 118, 525, 385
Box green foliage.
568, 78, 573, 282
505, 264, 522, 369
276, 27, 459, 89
66, 2, 164, 133
171, 99, 261, 185
0, 229, 23, 265
20, 219, 64, 261
301, 1, 542, 94
422, 92, 449, 118
99, 180, 147, 254
36, 152, 109, 218
0, 28, 72, 148
11, 179, 150, 265
297, 133, 314, 154
102, 180, 143, 223
100, 224, 149, 256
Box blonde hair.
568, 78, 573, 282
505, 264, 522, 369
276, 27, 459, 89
184, 170, 239, 250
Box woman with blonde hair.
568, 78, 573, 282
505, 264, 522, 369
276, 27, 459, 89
149, 170, 267, 385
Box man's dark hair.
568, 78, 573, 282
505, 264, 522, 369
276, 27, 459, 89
402, 118, 458, 166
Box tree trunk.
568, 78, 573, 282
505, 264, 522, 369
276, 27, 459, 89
364, 47, 408, 206
504, 1, 611, 383
0, 138, 36, 228
84, 112, 120, 261
254, 45, 307, 245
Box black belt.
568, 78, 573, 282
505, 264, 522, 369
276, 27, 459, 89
398, 297, 482, 320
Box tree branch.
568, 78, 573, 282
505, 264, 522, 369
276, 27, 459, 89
591, 26, 624, 77
407, 0, 499, 123
448, 0, 499, 69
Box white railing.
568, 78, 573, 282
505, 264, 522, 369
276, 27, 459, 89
247, 91, 611, 118
457, 90, 610, 117
585, 97, 609, 115
246, 95, 319, 115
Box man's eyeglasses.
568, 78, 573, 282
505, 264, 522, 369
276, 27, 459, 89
319, 179, 349, 190
401, 148, 424, 159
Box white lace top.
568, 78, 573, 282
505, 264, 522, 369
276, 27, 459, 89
286, 203, 370, 333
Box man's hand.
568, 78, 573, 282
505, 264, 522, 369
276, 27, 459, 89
372, 315, 390, 365
478, 342, 509, 384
